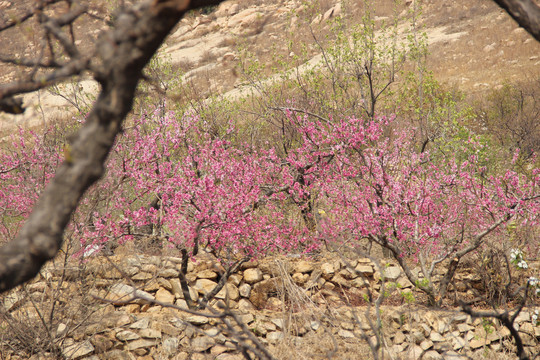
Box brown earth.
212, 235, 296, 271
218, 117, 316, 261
2, 0, 540, 132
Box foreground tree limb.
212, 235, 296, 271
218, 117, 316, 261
0, 0, 225, 293
492, 0, 540, 42
460, 284, 533, 360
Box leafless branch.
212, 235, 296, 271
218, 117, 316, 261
0, 0, 61, 31
460, 283, 533, 360
0, 0, 227, 293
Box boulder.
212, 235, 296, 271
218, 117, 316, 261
295, 260, 314, 273
191, 336, 215, 352
62, 340, 94, 359
321, 262, 335, 280
193, 278, 219, 295
155, 288, 175, 304
243, 268, 263, 284
106, 283, 154, 305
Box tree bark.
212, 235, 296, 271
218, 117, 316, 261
492, 0, 540, 42
0, 0, 224, 293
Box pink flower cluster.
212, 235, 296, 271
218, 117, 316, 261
1, 106, 538, 262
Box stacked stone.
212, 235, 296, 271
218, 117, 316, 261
1, 254, 538, 359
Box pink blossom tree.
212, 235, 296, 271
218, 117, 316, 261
1, 103, 539, 308
304, 114, 540, 306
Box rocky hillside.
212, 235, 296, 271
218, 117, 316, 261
2, 0, 540, 132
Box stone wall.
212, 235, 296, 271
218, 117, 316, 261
1, 253, 539, 360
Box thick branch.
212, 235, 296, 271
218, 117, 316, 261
0, 0, 225, 293
492, 0, 540, 42
460, 285, 531, 360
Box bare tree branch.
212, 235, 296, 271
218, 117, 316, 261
492, 0, 540, 42
0, 0, 61, 31
0, 0, 226, 293
460, 284, 532, 360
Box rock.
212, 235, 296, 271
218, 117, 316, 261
519, 322, 534, 334
321, 262, 335, 280
197, 269, 218, 280
266, 297, 283, 310
90, 334, 113, 353
424, 350, 444, 360
222, 52, 237, 62
169, 278, 183, 297
323, 3, 341, 21
238, 298, 256, 311
116, 330, 140, 341
405, 345, 423, 359
239, 283, 251, 298
141, 264, 157, 273
250, 278, 280, 308
470, 338, 488, 349
211, 344, 231, 356
238, 313, 254, 324
412, 330, 425, 344
193, 278, 218, 295
331, 273, 351, 287
355, 264, 374, 276
441, 351, 468, 360
107, 283, 154, 305
515, 311, 530, 322
292, 272, 308, 285
101, 350, 136, 360
152, 321, 183, 337
452, 336, 467, 350
338, 329, 355, 338
158, 268, 179, 278
271, 318, 285, 329
62, 340, 94, 359
324, 281, 335, 290
430, 332, 444, 342
191, 336, 215, 352
311, 14, 322, 25
520, 333, 535, 346
155, 288, 175, 304
122, 303, 138, 313
215, 353, 244, 360
392, 343, 405, 354
393, 331, 406, 344
228, 8, 258, 28
116, 314, 132, 327
457, 323, 473, 333
142, 279, 160, 292
163, 337, 179, 356
266, 331, 284, 343
295, 260, 314, 273
130, 317, 150, 329
383, 266, 401, 281
228, 274, 242, 286
243, 268, 263, 284
132, 272, 152, 280
139, 328, 161, 339
56, 323, 68, 337
420, 339, 434, 350
125, 339, 159, 351
3, 291, 23, 311
185, 314, 209, 325
452, 314, 470, 324
216, 283, 240, 301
